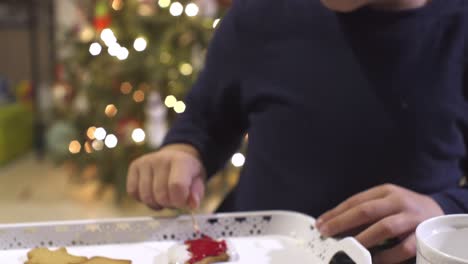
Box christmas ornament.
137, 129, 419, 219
191, 44, 205, 72
94, 0, 112, 32
73, 92, 90, 114
79, 24, 95, 43
52, 82, 75, 109
196, 0, 218, 17
46, 120, 78, 160
145, 91, 168, 148
138, 0, 156, 16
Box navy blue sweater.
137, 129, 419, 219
163, 0, 468, 217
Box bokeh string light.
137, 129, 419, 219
108, 43, 121, 57
117, 47, 129, 60
89, 42, 102, 56
105, 104, 118, 118
213, 18, 221, 28
132, 128, 146, 143
133, 37, 147, 52
169, 2, 183, 16
133, 90, 145, 103
163, 95, 185, 113
87, 126, 97, 140
120, 82, 133, 94
100, 28, 117, 46
185, 3, 199, 17
105, 134, 118, 148
231, 153, 245, 167
100, 28, 130, 60
179, 63, 193, 76
84, 142, 93, 153
164, 95, 177, 108
92, 140, 104, 151
69, 140, 81, 154
174, 101, 186, 113
94, 127, 107, 141
111, 0, 123, 10
158, 0, 171, 8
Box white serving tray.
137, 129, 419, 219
0, 210, 372, 263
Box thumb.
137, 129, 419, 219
188, 176, 205, 210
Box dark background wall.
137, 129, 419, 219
0, 0, 54, 88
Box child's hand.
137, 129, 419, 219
126, 144, 206, 210
316, 184, 444, 264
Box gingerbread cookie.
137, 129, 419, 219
25, 247, 87, 264
81, 256, 131, 264
25, 247, 132, 264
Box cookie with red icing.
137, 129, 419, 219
167, 235, 233, 264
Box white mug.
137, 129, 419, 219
416, 214, 468, 264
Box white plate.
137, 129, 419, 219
1, 236, 323, 263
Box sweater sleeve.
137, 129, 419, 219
431, 185, 468, 214
162, 4, 247, 177
431, 32, 468, 214
431, 11, 468, 214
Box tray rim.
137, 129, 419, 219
0, 210, 313, 228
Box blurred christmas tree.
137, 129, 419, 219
48, 0, 230, 202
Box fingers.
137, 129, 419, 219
153, 159, 171, 208
126, 146, 206, 211
126, 162, 140, 200
189, 175, 205, 209
318, 184, 394, 226
315, 184, 442, 263
168, 157, 199, 208
138, 161, 156, 206
356, 213, 418, 248
372, 234, 417, 264
319, 198, 399, 237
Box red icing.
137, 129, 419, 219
185, 235, 227, 264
